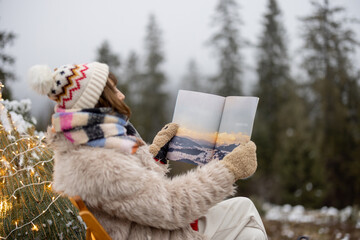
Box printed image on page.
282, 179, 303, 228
167, 90, 225, 165
213, 97, 259, 160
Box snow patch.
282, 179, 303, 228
66, 220, 73, 227
264, 203, 359, 225
9, 111, 33, 134
0, 105, 12, 132
0, 100, 34, 134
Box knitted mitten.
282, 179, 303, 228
149, 123, 179, 157
221, 141, 257, 181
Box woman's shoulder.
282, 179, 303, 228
46, 127, 166, 172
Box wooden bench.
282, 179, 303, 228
69, 196, 112, 240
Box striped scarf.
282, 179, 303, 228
52, 107, 143, 154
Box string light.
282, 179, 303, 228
0, 81, 4, 101
0, 194, 62, 239
6, 181, 53, 201
0, 135, 53, 180
1, 136, 47, 165
31, 223, 39, 232
0, 198, 12, 218
0, 157, 54, 179
0, 107, 56, 238
0, 88, 85, 239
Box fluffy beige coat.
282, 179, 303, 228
47, 129, 236, 240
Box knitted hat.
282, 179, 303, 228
28, 62, 109, 109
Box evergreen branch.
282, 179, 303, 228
0, 157, 54, 179
1, 136, 45, 165
0, 194, 62, 240
6, 180, 52, 201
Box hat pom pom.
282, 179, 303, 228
27, 65, 54, 95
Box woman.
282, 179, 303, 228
28, 62, 267, 240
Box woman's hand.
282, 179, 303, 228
149, 123, 179, 158
220, 141, 257, 181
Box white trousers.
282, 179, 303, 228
198, 197, 268, 240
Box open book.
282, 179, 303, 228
166, 90, 258, 165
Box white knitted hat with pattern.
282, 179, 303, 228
28, 62, 109, 109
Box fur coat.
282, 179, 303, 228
47, 129, 236, 240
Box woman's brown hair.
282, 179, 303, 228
95, 72, 131, 119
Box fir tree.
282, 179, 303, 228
122, 51, 143, 116
96, 40, 121, 78
251, 0, 294, 203
273, 83, 324, 208
250, 0, 320, 207
300, 0, 360, 207
134, 14, 169, 142
0, 29, 15, 100
208, 0, 243, 96
0, 94, 85, 239
180, 59, 203, 92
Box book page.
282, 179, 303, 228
167, 90, 225, 165
214, 96, 259, 160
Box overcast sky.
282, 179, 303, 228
1, 0, 359, 118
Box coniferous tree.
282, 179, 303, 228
273, 83, 323, 207
96, 40, 121, 78
250, 0, 320, 207
0, 98, 85, 239
180, 59, 204, 92
133, 14, 169, 142
208, 0, 243, 96
251, 0, 294, 202
300, 0, 360, 208
0, 29, 16, 100
122, 51, 143, 117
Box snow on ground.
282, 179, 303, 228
263, 202, 360, 227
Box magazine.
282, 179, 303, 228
166, 90, 258, 165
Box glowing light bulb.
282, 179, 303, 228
0, 198, 12, 217
31, 223, 39, 231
